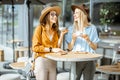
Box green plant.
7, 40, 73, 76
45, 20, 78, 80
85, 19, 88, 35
100, 8, 112, 25
99, 3, 119, 25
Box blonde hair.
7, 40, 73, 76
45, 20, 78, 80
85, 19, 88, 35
73, 11, 90, 33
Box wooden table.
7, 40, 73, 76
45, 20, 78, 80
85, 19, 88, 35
0, 49, 4, 61
7, 39, 24, 43
96, 65, 120, 80
100, 38, 120, 63
15, 47, 28, 51
9, 62, 25, 69
9, 61, 32, 80
45, 51, 102, 80
101, 39, 120, 44
7, 39, 24, 47
15, 47, 28, 61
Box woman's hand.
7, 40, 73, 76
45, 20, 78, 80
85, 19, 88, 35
81, 34, 90, 42
52, 48, 64, 53
52, 48, 68, 55
60, 28, 68, 36
81, 34, 97, 50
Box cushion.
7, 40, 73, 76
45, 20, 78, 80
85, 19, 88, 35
57, 72, 69, 80
0, 73, 21, 80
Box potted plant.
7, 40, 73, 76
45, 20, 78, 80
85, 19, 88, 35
100, 8, 112, 33
99, 3, 119, 33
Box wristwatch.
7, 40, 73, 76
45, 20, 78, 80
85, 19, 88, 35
49, 47, 52, 52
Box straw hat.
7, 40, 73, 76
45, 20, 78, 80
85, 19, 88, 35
40, 6, 61, 23
71, 4, 90, 22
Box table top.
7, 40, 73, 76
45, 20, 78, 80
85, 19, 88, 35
45, 51, 102, 62
7, 39, 24, 43
9, 62, 25, 69
96, 65, 120, 75
101, 39, 120, 44
15, 47, 28, 51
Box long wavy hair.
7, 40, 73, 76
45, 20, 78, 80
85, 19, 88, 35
40, 11, 59, 32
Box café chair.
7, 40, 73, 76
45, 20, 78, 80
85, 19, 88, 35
96, 44, 120, 80
17, 53, 35, 80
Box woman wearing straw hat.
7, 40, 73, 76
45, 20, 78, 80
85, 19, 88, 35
65, 4, 100, 80
32, 4, 68, 80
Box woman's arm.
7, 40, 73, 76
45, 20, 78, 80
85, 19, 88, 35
82, 34, 97, 50
68, 38, 76, 50
58, 29, 68, 48
67, 32, 78, 50
32, 26, 45, 52
87, 40, 97, 50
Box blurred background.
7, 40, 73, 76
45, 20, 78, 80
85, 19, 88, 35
0, 0, 120, 80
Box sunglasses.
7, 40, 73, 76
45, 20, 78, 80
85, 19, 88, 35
50, 13, 58, 17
